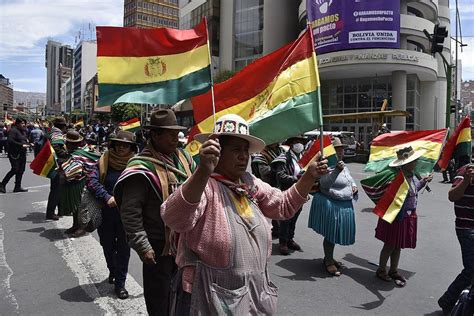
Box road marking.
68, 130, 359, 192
33, 201, 147, 315
0, 212, 20, 315
25, 184, 50, 190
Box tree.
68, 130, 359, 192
213, 70, 237, 84
111, 103, 141, 123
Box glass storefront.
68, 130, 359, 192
321, 75, 420, 150
234, 0, 264, 70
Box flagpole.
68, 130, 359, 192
203, 17, 217, 130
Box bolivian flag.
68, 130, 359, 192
119, 118, 141, 132
298, 135, 337, 170
438, 116, 472, 170
30, 140, 57, 179
96, 19, 212, 106
365, 129, 447, 176
189, 27, 322, 145
372, 170, 410, 223
361, 168, 398, 205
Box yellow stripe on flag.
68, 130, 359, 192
456, 127, 472, 145
97, 44, 210, 84
197, 54, 319, 134
40, 146, 56, 176
370, 140, 442, 161
301, 145, 336, 171
185, 140, 201, 157
382, 176, 409, 223
122, 121, 141, 131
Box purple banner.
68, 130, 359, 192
307, 0, 400, 54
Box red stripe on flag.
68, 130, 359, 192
438, 116, 471, 170
97, 19, 208, 57
119, 117, 140, 126
190, 29, 314, 123
30, 140, 54, 175
371, 129, 446, 147
373, 171, 405, 218
298, 135, 332, 168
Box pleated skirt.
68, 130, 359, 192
375, 210, 417, 249
308, 193, 356, 246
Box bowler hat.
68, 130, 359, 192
65, 130, 84, 143
53, 117, 67, 126
143, 109, 186, 130
109, 130, 136, 144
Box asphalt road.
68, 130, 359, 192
0, 153, 462, 315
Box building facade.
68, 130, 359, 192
73, 40, 97, 110
60, 77, 74, 114
45, 40, 73, 114
0, 74, 13, 115
124, 0, 179, 28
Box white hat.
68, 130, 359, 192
389, 145, 425, 167
194, 114, 266, 153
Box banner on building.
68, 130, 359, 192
307, 0, 400, 54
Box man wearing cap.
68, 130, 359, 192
44, 117, 68, 220
0, 118, 30, 193
114, 109, 195, 315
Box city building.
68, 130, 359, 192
461, 80, 474, 120
45, 40, 73, 114
73, 40, 97, 110
124, 0, 179, 29
0, 74, 13, 116
60, 77, 74, 114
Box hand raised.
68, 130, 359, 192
199, 138, 221, 175
306, 152, 328, 178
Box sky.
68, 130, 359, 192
0, 0, 474, 93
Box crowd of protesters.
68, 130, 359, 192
0, 112, 472, 315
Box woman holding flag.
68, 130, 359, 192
308, 137, 358, 276
374, 146, 433, 287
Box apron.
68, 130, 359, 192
173, 180, 279, 315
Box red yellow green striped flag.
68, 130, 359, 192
189, 27, 322, 145
365, 129, 447, 176
96, 19, 211, 106
30, 139, 57, 179
298, 135, 337, 170
372, 170, 410, 223
119, 118, 141, 132
438, 116, 472, 170
361, 168, 398, 205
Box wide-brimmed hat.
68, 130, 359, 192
109, 130, 136, 144
332, 137, 347, 148
53, 116, 67, 126
143, 109, 186, 130
194, 114, 266, 153
65, 130, 84, 143
283, 136, 307, 145
389, 145, 425, 167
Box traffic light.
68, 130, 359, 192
450, 104, 456, 113
431, 24, 448, 54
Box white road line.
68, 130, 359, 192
0, 212, 20, 315
33, 201, 147, 315
25, 184, 50, 190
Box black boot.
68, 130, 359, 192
13, 186, 28, 193
0, 183, 5, 193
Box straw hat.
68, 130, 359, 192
194, 114, 266, 153
389, 145, 425, 167
332, 137, 347, 148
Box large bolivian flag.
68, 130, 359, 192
438, 116, 472, 170
189, 28, 322, 145
96, 19, 211, 106
365, 129, 447, 176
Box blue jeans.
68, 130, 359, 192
440, 229, 474, 308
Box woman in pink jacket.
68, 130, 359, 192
161, 114, 328, 315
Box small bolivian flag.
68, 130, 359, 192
373, 170, 409, 224
438, 116, 472, 170
30, 139, 57, 179
96, 18, 212, 106
298, 135, 337, 170
119, 118, 141, 132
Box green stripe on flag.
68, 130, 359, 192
98, 66, 211, 106
365, 156, 437, 177
454, 141, 472, 158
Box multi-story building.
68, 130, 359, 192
0, 74, 13, 115
45, 40, 73, 114
73, 40, 97, 110
124, 0, 179, 29
60, 77, 74, 114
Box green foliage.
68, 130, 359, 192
213, 70, 237, 84
111, 103, 141, 122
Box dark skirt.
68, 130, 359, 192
59, 179, 86, 216
375, 210, 417, 249
308, 192, 356, 245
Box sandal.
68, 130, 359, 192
324, 259, 341, 276
334, 260, 345, 270
388, 271, 406, 287
376, 269, 392, 282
